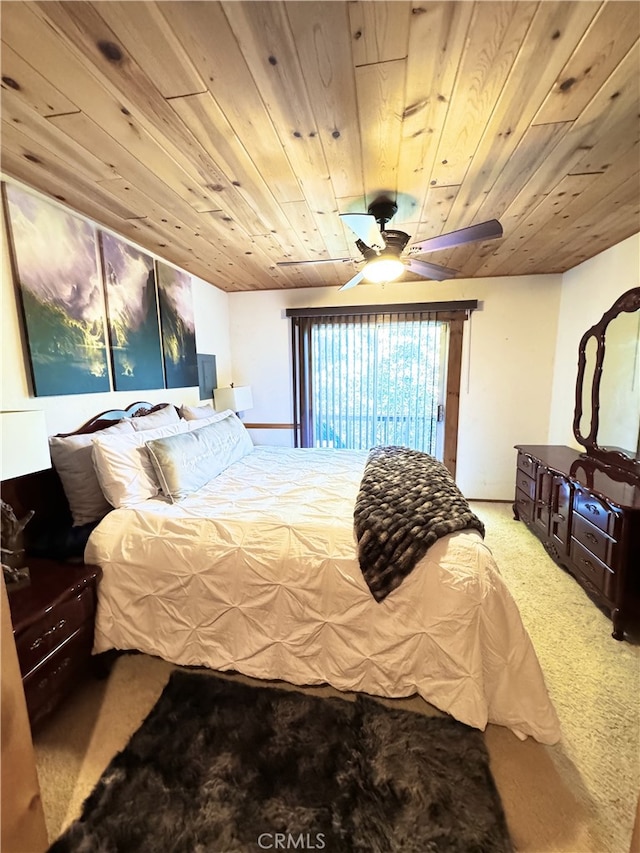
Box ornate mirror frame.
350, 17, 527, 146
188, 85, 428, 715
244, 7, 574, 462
573, 287, 640, 477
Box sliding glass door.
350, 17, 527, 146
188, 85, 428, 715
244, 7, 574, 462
289, 301, 477, 474
310, 314, 448, 457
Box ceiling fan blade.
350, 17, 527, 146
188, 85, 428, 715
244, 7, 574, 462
338, 270, 365, 292
406, 258, 458, 281
277, 257, 353, 266
339, 213, 385, 251
408, 219, 503, 255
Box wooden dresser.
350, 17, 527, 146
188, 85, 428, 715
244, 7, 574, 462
514, 445, 640, 640
7, 559, 102, 729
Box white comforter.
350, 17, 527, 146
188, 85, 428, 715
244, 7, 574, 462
86, 446, 561, 744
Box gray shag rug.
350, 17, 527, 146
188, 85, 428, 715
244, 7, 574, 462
48, 670, 513, 853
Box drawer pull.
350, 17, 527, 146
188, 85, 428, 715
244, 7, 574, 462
37, 656, 71, 691
581, 558, 595, 572
584, 502, 601, 516
30, 619, 67, 651
584, 531, 599, 545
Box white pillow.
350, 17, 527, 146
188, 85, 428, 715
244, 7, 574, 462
179, 404, 216, 421
130, 404, 179, 431
145, 412, 254, 502
49, 419, 136, 526
92, 420, 189, 508
186, 409, 234, 430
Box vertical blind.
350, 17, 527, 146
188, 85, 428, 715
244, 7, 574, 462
290, 310, 449, 455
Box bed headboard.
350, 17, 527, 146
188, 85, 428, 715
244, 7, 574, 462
56, 401, 165, 435
1, 402, 171, 556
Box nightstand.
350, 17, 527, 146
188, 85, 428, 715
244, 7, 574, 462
7, 559, 102, 730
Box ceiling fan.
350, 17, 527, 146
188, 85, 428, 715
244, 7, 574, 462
277, 198, 503, 291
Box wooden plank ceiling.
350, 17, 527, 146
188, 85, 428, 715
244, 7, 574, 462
1, 1, 638, 292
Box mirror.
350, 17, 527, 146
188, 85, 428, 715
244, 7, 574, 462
573, 287, 640, 476
579, 335, 598, 440
599, 309, 640, 453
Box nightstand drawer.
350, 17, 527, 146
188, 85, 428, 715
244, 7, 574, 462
15, 586, 95, 679
8, 560, 102, 730
23, 624, 94, 728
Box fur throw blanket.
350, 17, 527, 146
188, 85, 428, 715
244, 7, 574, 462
354, 446, 485, 602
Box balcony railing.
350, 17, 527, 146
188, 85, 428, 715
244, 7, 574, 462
314, 413, 438, 455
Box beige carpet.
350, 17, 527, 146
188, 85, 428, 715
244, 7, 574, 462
33, 502, 640, 853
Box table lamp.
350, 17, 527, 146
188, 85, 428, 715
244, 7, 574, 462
213, 384, 253, 418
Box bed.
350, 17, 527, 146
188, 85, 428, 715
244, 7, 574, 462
45, 402, 561, 745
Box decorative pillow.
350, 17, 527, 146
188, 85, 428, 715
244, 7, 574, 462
145, 413, 254, 502
130, 404, 180, 432
179, 404, 216, 421
49, 419, 136, 526
92, 421, 189, 508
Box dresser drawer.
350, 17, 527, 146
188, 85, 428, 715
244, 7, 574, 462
572, 513, 616, 566
570, 538, 615, 597
517, 452, 537, 479
23, 624, 94, 728
515, 471, 536, 501
514, 488, 534, 523
15, 587, 95, 679
573, 489, 619, 536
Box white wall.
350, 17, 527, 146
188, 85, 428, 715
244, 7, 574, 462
0, 184, 230, 436
548, 233, 640, 448
229, 275, 563, 499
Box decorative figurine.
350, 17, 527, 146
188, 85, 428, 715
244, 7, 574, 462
1, 499, 34, 591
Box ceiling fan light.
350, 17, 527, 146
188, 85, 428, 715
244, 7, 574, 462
362, 256, 404, 283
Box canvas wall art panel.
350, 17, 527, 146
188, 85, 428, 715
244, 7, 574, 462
100, 232, 164, 391
156, 261, 198, 388
3, 183, 110, 396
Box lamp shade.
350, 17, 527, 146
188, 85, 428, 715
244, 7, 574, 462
213, 385, 253, 413
1, 410, 51, 481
